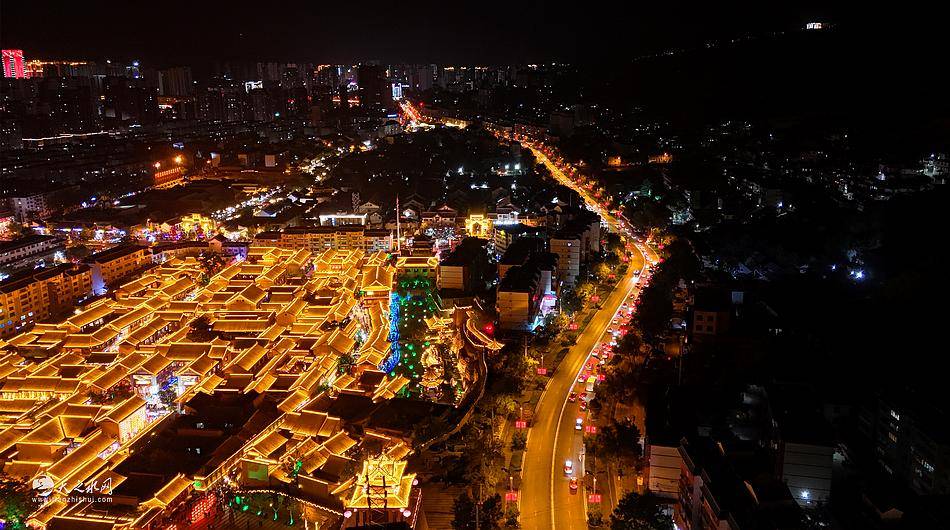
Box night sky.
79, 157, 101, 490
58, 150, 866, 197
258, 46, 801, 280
0, 1, 900, 66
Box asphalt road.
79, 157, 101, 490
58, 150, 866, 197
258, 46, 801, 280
520, 250, 644, 530
518, 144, 660, 530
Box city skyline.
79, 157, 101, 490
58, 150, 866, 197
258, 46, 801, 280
1, 4, 947, 530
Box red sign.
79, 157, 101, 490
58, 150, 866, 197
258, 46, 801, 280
585, 425, 598, 434
588, 494, 602, 503
590, 295, 600, 303
505, 491, 519, 502
515, 420, 527, 429
597, 373, 605, 381
536, 367, 548, 375
569, 321, 578, 331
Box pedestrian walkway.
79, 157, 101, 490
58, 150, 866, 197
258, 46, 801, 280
421, 484, 466, 530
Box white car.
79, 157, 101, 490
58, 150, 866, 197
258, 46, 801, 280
564, 459, 574, 475
575, 418, 584, 430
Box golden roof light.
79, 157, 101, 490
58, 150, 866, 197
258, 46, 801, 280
346, 453, 416, 510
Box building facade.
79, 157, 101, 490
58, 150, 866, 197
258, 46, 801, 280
84, 244, 151, 295
0, 264, 92, 338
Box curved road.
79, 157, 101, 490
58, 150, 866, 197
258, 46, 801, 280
519, 144, 655, 529
520, 254, 644, 529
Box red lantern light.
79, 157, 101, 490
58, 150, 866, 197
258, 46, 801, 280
190, 493, 217, 523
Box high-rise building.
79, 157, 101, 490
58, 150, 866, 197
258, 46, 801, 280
198, 81, 245, 122
158, 66, 194, 96
338, 84, 349, 109
280, 64, 303, 89
316, 64, 343, 87
125, 60, 142, 79
357, 64, 392, 113
38, 77, 98, 134
2, 50, 26, 79
257, 62, 281, 84
409, 65, 434, 92
102, 76, 159, 127
247, 87, 272, 122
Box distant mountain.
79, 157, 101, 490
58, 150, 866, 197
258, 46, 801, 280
589, 24, 949, 153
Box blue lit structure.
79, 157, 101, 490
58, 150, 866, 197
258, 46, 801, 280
379, 292, 402, 374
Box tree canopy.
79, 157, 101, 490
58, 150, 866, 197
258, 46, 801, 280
610, 492, 673, 530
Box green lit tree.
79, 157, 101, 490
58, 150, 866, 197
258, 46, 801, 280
0, 476, 38, 530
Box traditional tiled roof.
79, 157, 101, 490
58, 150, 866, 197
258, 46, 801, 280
2, 245, 426, 528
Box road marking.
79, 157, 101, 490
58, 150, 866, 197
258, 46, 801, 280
523, 145, 654, 529
548, 262, 644, 530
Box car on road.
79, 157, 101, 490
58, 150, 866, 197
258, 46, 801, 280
575, 418, 584, 430
580, 401, 588, 412
568, 392, 577, 403
579, 392, 588, 401
569, 477, 579, 492
564, 459, 574, 475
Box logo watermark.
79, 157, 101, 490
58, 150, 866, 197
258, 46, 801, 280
31, 475, 114, 504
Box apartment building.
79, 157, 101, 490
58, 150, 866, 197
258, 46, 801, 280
550, 236, 581, 287
437, 237, 489, 293
84, 244, 151, 295
496, 253, 558, 331
677, 436, 803, 530
0, 234, 66, 273
0, 263, 92, 338
859, 388, 950, 496
550, 213, 600, 287
254, 226, 393, 253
